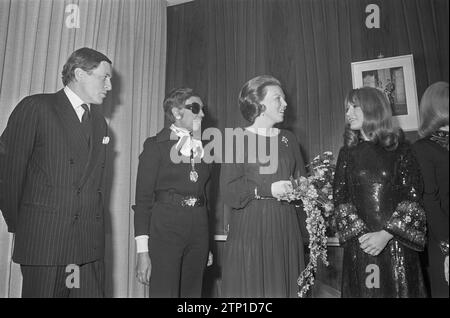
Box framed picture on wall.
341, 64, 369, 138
351, 54, 420, 131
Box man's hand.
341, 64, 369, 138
359, 230, 393, 256
136, 252, 151, 285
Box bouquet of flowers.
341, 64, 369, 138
281, 151, 336, 297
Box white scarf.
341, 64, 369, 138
170, 124, 204, 159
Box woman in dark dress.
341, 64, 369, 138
413, 82, 449, 297
220, 75, 306, 297
333, 87, 427, 297
133, 88, 211, 297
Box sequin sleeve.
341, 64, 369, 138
384, 145, 427, 251
333, 147, 368, 243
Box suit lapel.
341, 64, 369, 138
79, 106, 105, 187
53, 90, 89, 163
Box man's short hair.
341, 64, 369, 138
61, 47, 112, 86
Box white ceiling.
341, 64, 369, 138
167, 0, 194, 6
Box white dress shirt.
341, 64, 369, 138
64, 86, 90, 122
135, 235, 149, 253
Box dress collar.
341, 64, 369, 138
245, 127, 280, 137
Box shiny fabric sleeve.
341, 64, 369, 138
384, 145, 426, 251
133, 137, 160, 236
220, 162, 272, 210
0, 97, 39, 233
333, 147, 367, 243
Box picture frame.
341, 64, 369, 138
351, 54, 420, 131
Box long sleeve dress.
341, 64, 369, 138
413, 130, 449, 298
220, 129, 306, 298
333, 140, 427, 298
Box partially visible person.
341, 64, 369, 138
0, 140, 4, 205
333, 87, 427, 297
412, 81, 449, 297
0, 47, 112, 297
220, 75, 306, 297
133, 88, 212, 298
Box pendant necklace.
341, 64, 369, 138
190, 149, 198, 183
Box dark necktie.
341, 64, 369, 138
81, 104, 90, 123
81, 104, 91, 147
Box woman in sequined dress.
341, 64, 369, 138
333, 87, 427, 297
413, 82, 449, 297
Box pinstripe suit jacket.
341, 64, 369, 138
0, 90, 108, 265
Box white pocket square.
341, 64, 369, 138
102, 136, 110, 144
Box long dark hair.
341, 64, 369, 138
343, 87, 403, 151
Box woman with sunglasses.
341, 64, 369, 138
133, 87, 212, 297
220, 75, 306, 297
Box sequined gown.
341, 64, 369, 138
220, 129, 306, 298
333, 141, 427, 298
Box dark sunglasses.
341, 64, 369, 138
184, 102, 206, 114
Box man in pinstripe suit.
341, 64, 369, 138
0, 48, 112, 297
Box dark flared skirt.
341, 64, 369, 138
221, 200, 305, 298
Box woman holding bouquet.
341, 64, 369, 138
333, 87, 427, 297
220, 75, 306, 297
413, 82, 448, 297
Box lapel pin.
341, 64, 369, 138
102, 136, 110, 144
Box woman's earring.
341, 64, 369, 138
258, 103, 266, 117
260, 104, 267, 112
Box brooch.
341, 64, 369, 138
281, 136, 289, 146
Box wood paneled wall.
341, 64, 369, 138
166, 0, 449, 236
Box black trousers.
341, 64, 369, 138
20, 260, 105, 298
148, 204, 209, 298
